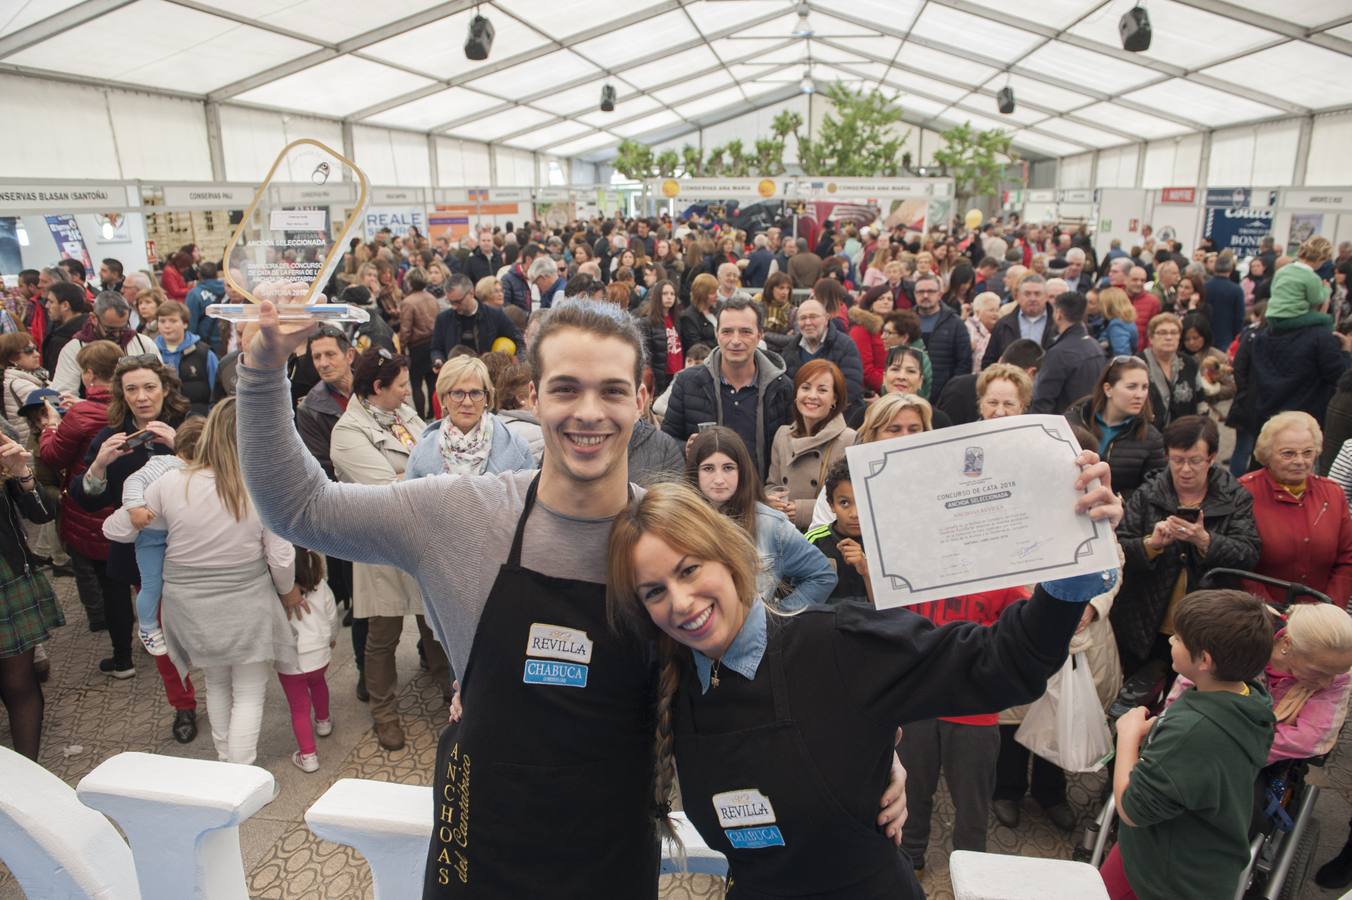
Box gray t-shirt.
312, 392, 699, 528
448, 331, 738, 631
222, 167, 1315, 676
236, 362, 620, 677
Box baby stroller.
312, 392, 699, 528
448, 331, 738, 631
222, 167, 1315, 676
1074, 569, 1337, 900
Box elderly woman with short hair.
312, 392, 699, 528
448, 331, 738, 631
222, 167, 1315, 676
475, 275, 504, 308
965, 291, 1002, 373
406, 355, 532, 480
1240, 411, 1352, 609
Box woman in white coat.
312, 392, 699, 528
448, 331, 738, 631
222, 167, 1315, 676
329, 348, 449, 752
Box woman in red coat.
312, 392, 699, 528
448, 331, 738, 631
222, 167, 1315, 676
848, 305, 886, 394
160, 251, 193, 301
37, 342, 119, 631
1239, 411, 1352, 608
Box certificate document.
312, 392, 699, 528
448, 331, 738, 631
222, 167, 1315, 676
846, 414, 1117, 609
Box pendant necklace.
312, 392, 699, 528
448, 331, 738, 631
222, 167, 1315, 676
710, 658, 722, 689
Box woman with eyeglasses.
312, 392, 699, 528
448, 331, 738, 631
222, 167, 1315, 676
406, 355, 533, 481
329, 348, 446, 752
1113, 415, 1260, 676
1141, 312, 1202, 430
0, 333, 55, 446
1239, 411, 1352, 610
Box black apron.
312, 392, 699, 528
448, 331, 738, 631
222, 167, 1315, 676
675, 636, 921, 900
423, 475, 657, 899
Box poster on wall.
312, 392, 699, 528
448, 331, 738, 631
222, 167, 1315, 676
364, 207, 426, 240
1204, 206, 1274, 255
0, 219, 22, 275
44, 215, 92, 270
95, 213, 130, 243
427, 202, 523, 241
1287, 213, 1324, 255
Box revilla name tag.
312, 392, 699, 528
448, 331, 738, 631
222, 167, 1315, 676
526, 624, 593, 663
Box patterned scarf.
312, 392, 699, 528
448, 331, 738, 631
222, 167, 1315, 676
437, 414, 493, 475
363, 400, 417, 449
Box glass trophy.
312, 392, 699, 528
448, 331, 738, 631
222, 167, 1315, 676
208, 139, 370, 324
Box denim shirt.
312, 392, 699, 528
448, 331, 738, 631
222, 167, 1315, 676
754, 502, 836, 611
691, 569, 1117, 692
694, 599, 767, 693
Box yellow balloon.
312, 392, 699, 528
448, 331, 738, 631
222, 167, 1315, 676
964, 208, 984, 230
491, 337, 517, 356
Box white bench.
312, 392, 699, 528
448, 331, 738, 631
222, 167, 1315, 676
77, 751, 275, 900
950, 850, 1109, 900
304, 778, 729, 895
0, 745, 140, 900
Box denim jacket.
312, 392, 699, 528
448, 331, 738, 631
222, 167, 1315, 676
754, 502, 837, 611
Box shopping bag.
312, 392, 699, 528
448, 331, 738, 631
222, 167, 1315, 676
1014, 652, 1112, 773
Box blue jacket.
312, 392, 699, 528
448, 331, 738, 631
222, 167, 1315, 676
405, 413, 535, 480
1104, 317, 1138, 356
754, 502, 836, 611
185, 279, 225, 346
155, 330, 218, 387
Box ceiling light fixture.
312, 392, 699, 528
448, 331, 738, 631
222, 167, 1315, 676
465, 9, 494, 61
800, 70, 815, 94
1119, 3, 1151, 52
791, 1, 814, 37
600, 83, 617, 112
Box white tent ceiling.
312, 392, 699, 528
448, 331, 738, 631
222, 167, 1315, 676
2, 0, 1351, 164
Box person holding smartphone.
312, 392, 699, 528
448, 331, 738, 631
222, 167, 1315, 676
1111, 415, 1261, 677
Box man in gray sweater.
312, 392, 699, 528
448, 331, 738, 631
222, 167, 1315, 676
235, 298, 907, 896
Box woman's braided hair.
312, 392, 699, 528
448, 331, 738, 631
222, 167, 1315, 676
607, 481, 761, 855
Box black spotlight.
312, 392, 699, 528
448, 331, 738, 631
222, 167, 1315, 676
1119, 4, 1151, 52
465, 14, 494, 61
600, 83, 617, 112
997, 86, 1015, 114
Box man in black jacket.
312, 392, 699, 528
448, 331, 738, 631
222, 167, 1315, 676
913, 273, 971, 399
982, 275, 1056, 368
779, 297, 865, 410
1031, 291, 1106, 414
661, 297, 792, 478
464, 229, 502, 284
42, 281, 90, 375
500, 243, 539, 312
430, 273, 524, 370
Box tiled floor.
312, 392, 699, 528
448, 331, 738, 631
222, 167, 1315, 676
2, 575, 1348, 899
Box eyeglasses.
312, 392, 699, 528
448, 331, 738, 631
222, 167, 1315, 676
914, 288, 940, 296
447, 389, 486, 404
118, 353, 159, 366
20, 346, 37, 354
1111, 355, 1138, 365
1167, 456, 1210, 470
1275, 449, 1317, 462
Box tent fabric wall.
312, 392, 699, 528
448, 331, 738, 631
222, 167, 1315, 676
1207, 120, 1299, 188
493, 146, 537, 187
1140, 134, 1203, 189
107, 92, 212, 181
0, 74, 124, 179
219, 105, 343, 182
1305, 111, 1352, 186
1058, 153, 1094, 189
353, 125, 432, 187
435, 137, 493, 187
1094, 145, 1139, 189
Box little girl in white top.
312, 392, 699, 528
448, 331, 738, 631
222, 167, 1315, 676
277, 547, 340, 772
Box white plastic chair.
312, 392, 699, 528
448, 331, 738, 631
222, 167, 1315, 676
0, 745, 141, 900
949, 849, 1110, 900
77, 751, 275, 900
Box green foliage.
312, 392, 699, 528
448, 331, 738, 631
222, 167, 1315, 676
611, 82, 914, 180
932, 122, 1019, 201
612, 140, 655, 181
784, 82, 908, 177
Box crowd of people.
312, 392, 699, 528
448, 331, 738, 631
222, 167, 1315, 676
1, 207, 1351, 899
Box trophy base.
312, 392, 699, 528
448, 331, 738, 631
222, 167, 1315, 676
205, 303, 370, 324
